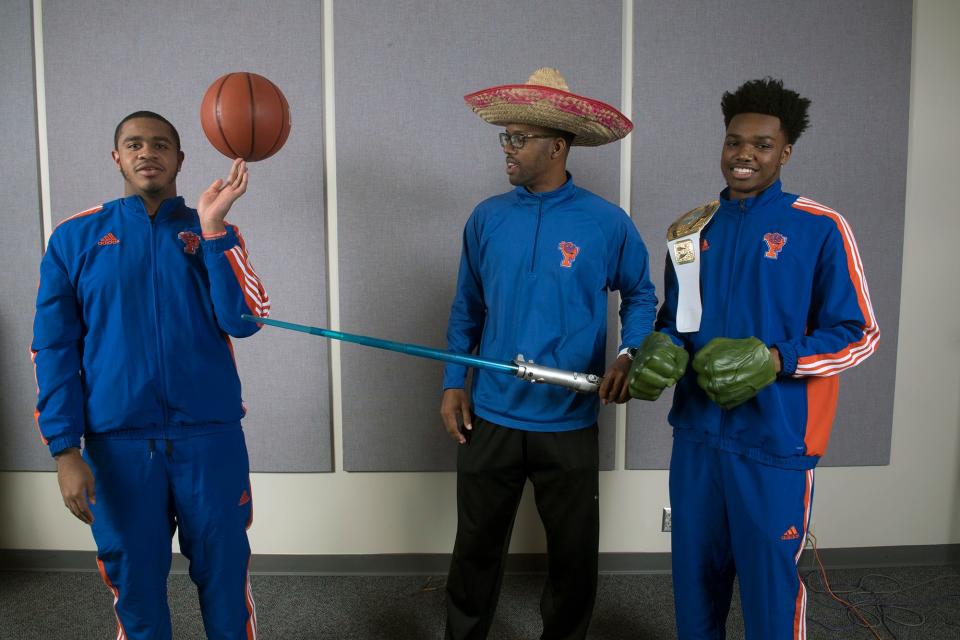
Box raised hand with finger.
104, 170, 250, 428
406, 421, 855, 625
197, 157, 248, 236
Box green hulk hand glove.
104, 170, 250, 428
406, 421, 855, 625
627, 332, 690, 401
692, 337, 777, 410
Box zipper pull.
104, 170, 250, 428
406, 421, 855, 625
148, 439, 155, 459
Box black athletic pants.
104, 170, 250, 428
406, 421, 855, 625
445, 416, 600, 640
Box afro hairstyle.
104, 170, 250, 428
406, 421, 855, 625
721, 78, 811, 144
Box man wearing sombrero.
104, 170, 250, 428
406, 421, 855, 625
440, 68, 657, 639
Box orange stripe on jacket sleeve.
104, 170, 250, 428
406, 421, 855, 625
223, 224, 270, 317
54, 204, 104, 230
791, 198, 879, 376
226, 249, 267, 316
29, 348, 49, 445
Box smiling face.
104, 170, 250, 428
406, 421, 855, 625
111, 117, 183, 205
720, 112, 792, 201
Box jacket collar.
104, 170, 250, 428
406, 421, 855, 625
121, 195, 186, 222
513, 171, 577, 205
719, 179, 784, 213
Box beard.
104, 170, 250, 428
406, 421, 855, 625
120, 167, 175, 195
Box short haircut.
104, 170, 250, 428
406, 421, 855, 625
721, 78, 811, 144
545, 127, 575, 148
114, 111, 181, 151
556, 129, 576, 147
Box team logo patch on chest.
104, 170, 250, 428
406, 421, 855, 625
558, 241, 580, 268
178, 231, 200, 254
762, 232, 787, 259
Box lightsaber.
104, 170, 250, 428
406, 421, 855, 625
242, 315, 602, 393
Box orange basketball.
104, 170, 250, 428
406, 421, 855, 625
200, 72, 291, 162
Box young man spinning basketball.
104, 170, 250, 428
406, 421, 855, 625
32, 111, 268, 639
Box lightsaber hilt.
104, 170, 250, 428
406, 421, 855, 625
512, 361, 602, 394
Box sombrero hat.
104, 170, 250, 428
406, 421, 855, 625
464, 67, 633, 147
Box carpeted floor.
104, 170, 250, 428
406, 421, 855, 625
1, 566, 958, 639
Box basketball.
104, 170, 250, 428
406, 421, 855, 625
200, 72, 291, 162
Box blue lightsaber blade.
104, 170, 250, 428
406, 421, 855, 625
242, 315, 601, 393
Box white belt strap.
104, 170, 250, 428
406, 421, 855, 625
665, 201, 719, 334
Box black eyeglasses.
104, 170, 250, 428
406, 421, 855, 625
498, 132, 556, 149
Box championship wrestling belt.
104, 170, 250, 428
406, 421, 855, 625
666, 200, 720, 333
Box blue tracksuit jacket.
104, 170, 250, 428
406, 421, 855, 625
443, 174, 657, 431
659, 181, 879, 469
32, 195, 270, 456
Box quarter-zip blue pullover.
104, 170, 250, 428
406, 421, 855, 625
659, 181, 879, 469
32, 195, 270, 456
444, 174, 657, 431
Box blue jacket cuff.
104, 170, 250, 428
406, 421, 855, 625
48, 434, 82, 458
443, 365, 468, 390
773, 341, 798, 375
201, 227, 239, 254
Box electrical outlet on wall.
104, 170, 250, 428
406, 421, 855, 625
662, 507, 672, 532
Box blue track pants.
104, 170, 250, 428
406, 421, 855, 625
84, 429, 257, 639
670, 436, 814, 639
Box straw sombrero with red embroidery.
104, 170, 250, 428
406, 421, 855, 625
464, 67, 632, 147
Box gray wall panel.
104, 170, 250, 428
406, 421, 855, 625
42, 0, 330, 471
626, 0, 911, 468
0, 1, 51, 471
336, 0, 625, 471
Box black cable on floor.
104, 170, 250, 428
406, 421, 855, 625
802, 534, 960, 639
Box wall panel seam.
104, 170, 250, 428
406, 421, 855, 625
322, 0, 344, 473
615, 0, 635, 472
31, 0, 52, 249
